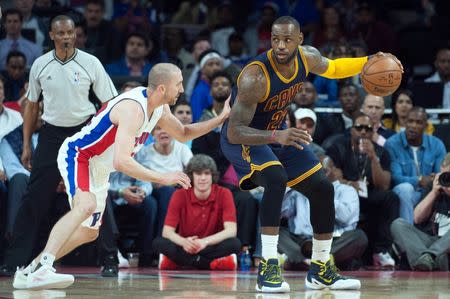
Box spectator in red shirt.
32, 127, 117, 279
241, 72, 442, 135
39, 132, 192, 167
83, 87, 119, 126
153, 154, 241, 270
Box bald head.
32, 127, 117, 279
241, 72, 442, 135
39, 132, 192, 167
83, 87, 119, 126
148, 63, 181, 90
362, 94, 385, 124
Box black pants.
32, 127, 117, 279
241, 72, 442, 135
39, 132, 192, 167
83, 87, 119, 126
360, 189, 400, 253
3, 122, 86, 267
153, 237, 241, 269
5, 173, 29, 237
98, 198, 119, 264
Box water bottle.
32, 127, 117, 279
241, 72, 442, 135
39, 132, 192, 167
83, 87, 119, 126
240, 250, 251, 271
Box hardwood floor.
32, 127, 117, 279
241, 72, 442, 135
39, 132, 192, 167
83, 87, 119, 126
1, 268, 449, 298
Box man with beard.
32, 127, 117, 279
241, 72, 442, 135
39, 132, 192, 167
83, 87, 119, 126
193, 71, 232, 178
385, 107, 446, 224
316, 83, 363, 147
221, 16, 402, 292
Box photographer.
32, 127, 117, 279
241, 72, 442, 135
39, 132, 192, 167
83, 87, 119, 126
391, 153, 450, 271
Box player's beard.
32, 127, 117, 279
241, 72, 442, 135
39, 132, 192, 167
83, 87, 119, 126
274, 48, 298, 65
214, 94, 229, 103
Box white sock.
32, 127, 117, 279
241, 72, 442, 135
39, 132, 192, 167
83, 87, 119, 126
311, 238, 332, 263
261, 234, 279, 260
40, 253, 56, 267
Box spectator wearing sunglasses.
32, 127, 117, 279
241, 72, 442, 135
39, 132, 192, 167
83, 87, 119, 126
326, 114, 399, 268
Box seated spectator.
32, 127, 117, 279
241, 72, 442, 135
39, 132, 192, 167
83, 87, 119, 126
424, 48, 450, 108
138, 126, 193, 236
190, 49, 224, 122
153, 154, 241, 270
184, 37, 211, 100
289, 81, 329, 146
0, 76, 23, 140
279, 155, 367, 270
12, 0, 46, 48
383, 89, 435, 135
391, 153, 450, 271
108, 169, 157, 267
171, 98, 193, 148
1, 51, 28, 103
293, 108, 325, 156
361, 94, 395, 147
0, 9, 42, 70
210, 2, 235, 57
84, 0, 120, 63
106, 32, 153, 77
112, 0, 152, 41
385, 107, 447, 224
327, 114, 399, 267
226, 33, 251, 68
312, 6, 347, 51
193, 71, 232, 177
120, 81, 141, 93
349, 2, 397, 54
162, 26, 195, 85
244, 1, 278, 57
316, 83, 362, 146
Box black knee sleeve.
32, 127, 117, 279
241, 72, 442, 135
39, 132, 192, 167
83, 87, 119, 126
252, 165, 288, 227
291, 169, 335, 234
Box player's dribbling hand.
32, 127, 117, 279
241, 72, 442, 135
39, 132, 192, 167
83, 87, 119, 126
274, 128, 312, 150
373, 52, 404, 73
161, 171, 191, 189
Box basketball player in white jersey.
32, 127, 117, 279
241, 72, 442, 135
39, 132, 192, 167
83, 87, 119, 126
13, 63, 231, 290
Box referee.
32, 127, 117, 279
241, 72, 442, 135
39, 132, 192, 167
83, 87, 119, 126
0, 15, 117, 275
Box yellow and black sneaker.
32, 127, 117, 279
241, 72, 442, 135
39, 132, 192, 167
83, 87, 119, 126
305, 259, 361, 290
255, 258, 290, 293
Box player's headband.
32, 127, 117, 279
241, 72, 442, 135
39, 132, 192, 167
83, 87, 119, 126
200, 52, 222, 69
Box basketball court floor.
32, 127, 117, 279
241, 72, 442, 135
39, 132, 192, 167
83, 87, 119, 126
1, 267, 450, 299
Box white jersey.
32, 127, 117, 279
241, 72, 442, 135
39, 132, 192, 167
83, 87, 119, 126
59, 86, 163, 186
57, 87, 162, 228
27, 49, 118, 127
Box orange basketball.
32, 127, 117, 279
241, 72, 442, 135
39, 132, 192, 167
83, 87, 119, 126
361, 55, 402, 97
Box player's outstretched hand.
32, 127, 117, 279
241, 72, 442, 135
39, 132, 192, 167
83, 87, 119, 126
219, 96, 231, 121
161, 171, 191, 189
274, 128, 312, 150
372, 52, 404, 73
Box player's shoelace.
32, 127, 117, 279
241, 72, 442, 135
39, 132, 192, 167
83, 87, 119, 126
317, 261, 342, 282
260, 260, 282, 284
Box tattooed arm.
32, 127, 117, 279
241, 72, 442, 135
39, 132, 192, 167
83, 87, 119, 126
227, 65, 312, 149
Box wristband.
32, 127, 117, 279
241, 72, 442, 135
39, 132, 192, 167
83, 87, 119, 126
270, 130, 277, 143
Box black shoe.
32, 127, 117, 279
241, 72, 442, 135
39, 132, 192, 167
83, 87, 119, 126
0, 264, 15, 277
101, 254, 119, 277
101, 264, 118, 277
